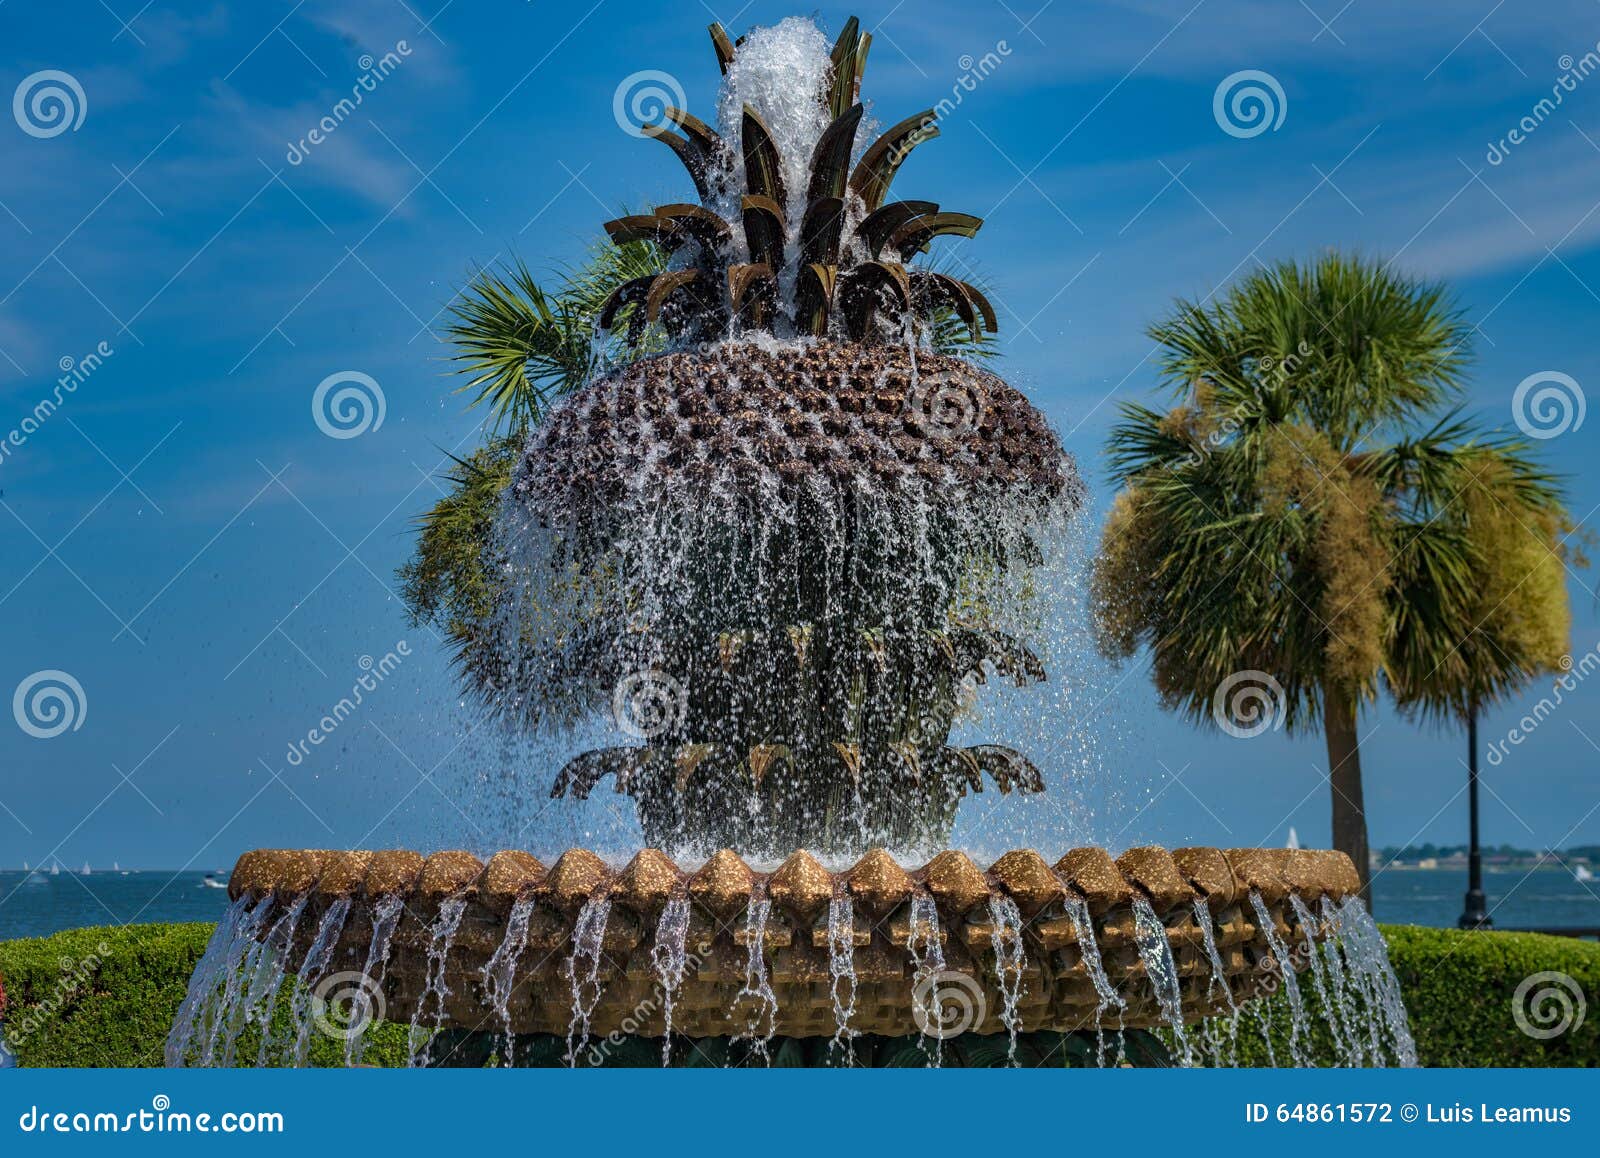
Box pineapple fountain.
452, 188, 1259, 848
168, 17, 1413, 1068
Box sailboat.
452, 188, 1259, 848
1286, 826, 1301, 851
48, 862, 59, 876
1575, 864, 1595, 884
80, 862, 91, 876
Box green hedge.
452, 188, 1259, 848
1199, 924, 1599, 1068
0, 922, 407, 1068
1382, 924, 1598, 1067
1, 923, 213, 1067
2, 921, 1595, 1067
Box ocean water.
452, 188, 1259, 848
0, 871, 234, 941
1367, 866, 1600, 932
0, 866, 1595, 942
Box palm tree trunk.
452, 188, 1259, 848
1322, 684, 1372, 908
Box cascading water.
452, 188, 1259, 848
1063, 894, 1122, 1065
1289, 894, 1351, 1063
1317, 895, 1366, 1065
348, 893, 403, 1066
409, 898, 468, 1068
241, 894, 308, 1068
1193, 900, 1240, 1067
1249, 890, 1311, 1067
1131, 896, 1191, 1066
1334, 897, 1418, 1067
288, 898, 352, 1067
734, 892, 780, 1062
987, 895, 1027, 1064
564, 897, 612, 1065
165, 896, 250, 1067
652, 897, 693, 1065
905, 893, 947, 1065
482, 897, 535, 1065
827, 896, 858, 1063
199, 898, 274, 1067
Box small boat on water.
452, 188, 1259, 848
1576, 864, 1596, 884
80, 862, 91, 876
1286, 826, 1301, 851
200, 872, 229, 889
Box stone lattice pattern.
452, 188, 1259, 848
518, 341, 1075, 509
229, 845, 1360, 1038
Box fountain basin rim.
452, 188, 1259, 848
227, 844, 1360, 919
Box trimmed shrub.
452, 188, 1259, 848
1382, 924, 1598, 1067
0, 923, 407, 1068
1193, 924, 1599, 1067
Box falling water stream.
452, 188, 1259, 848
906, 893, 946, 1065
1193, 900, 1240, 1067
652, 897, 693, 1066
827, 896, 858, 1063
987, 895, 1026, 1065
1063, 895, 1123, 1066
564, 897, 612, 1066
1249, 890, 1311, 1067
735, 893, 780, 1062
288, 898, 352, 1067
345, 894, 404, 1066
1131, 896, 1191, 1066
409, 898, 468, 1068
482, 897, 535, 1065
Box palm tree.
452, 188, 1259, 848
1091, 251, 1573, 903
1384, 449, 1572, 923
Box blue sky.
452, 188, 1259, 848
1, 0, 1597, 880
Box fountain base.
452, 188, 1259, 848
209, 845, 1360, 1042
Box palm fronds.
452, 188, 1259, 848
443, 237, 669, 432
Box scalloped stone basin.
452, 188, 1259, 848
225, 844, 1361, 1038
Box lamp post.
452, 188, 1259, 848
1459, 707, 1492, 929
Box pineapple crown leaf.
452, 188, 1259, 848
598, 17, 995, 348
